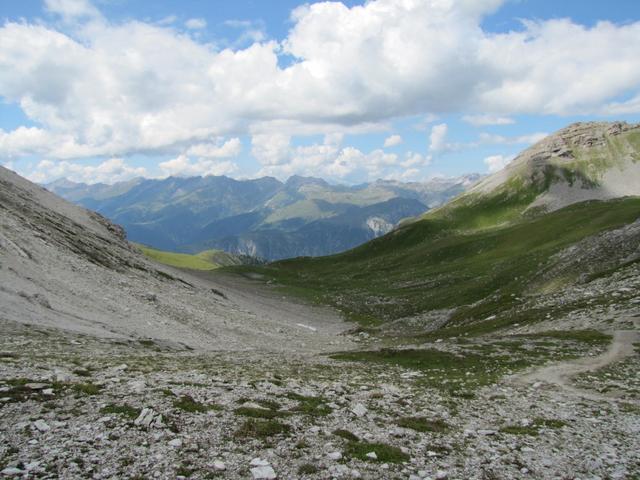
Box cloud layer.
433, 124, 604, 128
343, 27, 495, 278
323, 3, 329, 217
1, 0, 639, 180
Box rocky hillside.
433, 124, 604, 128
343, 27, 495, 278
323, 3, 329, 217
0, 165, 351, 351
46, 174, 480, 260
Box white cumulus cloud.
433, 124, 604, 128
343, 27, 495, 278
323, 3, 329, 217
429, 124, 450, 153
158, 155, 237, 178
27, 158, 146, 184
462, 114, 515, 126
185, 18, 207, 30
0, 0, 638, 177
383, 134, 403, 147
484, 154, 513, 173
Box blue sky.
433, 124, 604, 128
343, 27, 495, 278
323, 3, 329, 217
1, 0, 639, 185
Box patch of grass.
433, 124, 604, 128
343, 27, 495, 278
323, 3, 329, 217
73, 369, 92, 377
286, 392, 332, 416
73, 383, 101, 395
345, 441, 409, 463
533, 418, 568, 429
234, 407, 285, 419
235, 419, 291, 439
298, 463, 319, 475
501, 418, 568, 436
176, 465, 194, 477
0, 379, 53, 403
332, 348, 530, 391
136, 244, 221, 271
519, 329, 611, 345
500, 425, 540, 436
100, 404, 141, 419
255, 399, 281, 410
397, 416, 449, 433
173, 395, 220, 413
333, 429, 360, 442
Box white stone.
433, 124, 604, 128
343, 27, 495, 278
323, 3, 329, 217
33, 420, 50, 432
251, 465, 276, 479
129, 380, 146, 394
134, 408, 155, 427
327, 451, 342, 460
212, 460, 226, 471
168, 438, 182, 448
436, 471, 448, 480
365, 451, 377, 460
250, 458, 270, 467
1, 467, 24, 475
351, 403, 368, 417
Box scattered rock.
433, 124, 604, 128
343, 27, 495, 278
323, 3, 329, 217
251, 465, 276, 480
327, 451, 343, 461
351, 403, 368, 417
33, 420, 50, 432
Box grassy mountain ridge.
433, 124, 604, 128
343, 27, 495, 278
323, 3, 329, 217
134, 244, 261, 270
236, 197, 640, 331
227, 122, 640, 336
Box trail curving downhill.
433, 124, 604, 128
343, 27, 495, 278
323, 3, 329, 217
514, 319, 640, 403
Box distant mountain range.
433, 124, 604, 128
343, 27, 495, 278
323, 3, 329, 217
46, 174, 482, 260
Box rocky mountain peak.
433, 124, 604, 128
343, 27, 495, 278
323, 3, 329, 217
468, 121, 640, 211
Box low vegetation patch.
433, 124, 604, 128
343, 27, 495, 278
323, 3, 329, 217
136, 244, 220, 271
345, 441, 409, 463
235, 419, 291, 439
100, 404, 141, 419
501, 418, 568, 436
234, 406, 285, 419
298, 463, 319, 475
518, 329, 611, 345
286, 392, 332, 416
72, 383, 101, 395
397, 416, 449, 433
173, 395, 220, 413
332, 348, 529, 391
333, 429, 360, 442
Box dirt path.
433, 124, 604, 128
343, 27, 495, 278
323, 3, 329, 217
514, 322, 639, 402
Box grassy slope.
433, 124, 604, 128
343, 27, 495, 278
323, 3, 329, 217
230, 197, 640, 333
136, 244, 222, 270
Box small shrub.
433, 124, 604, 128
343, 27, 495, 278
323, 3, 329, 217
100, 404, 140, 419
345, 441, 409, 463
234, 407, 284, 419
298, 463, 319, 475
235, 419, 290, 439
73, 383, 101, 395
397, 416, 448, 433
287, 393, 332, 416
333, 429, 360, 442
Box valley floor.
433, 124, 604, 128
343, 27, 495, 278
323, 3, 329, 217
1, 296, 638, 480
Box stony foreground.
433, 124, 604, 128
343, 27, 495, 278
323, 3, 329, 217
1, 319, 638, 480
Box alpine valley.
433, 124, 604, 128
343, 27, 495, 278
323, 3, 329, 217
1, 121, 639, 479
